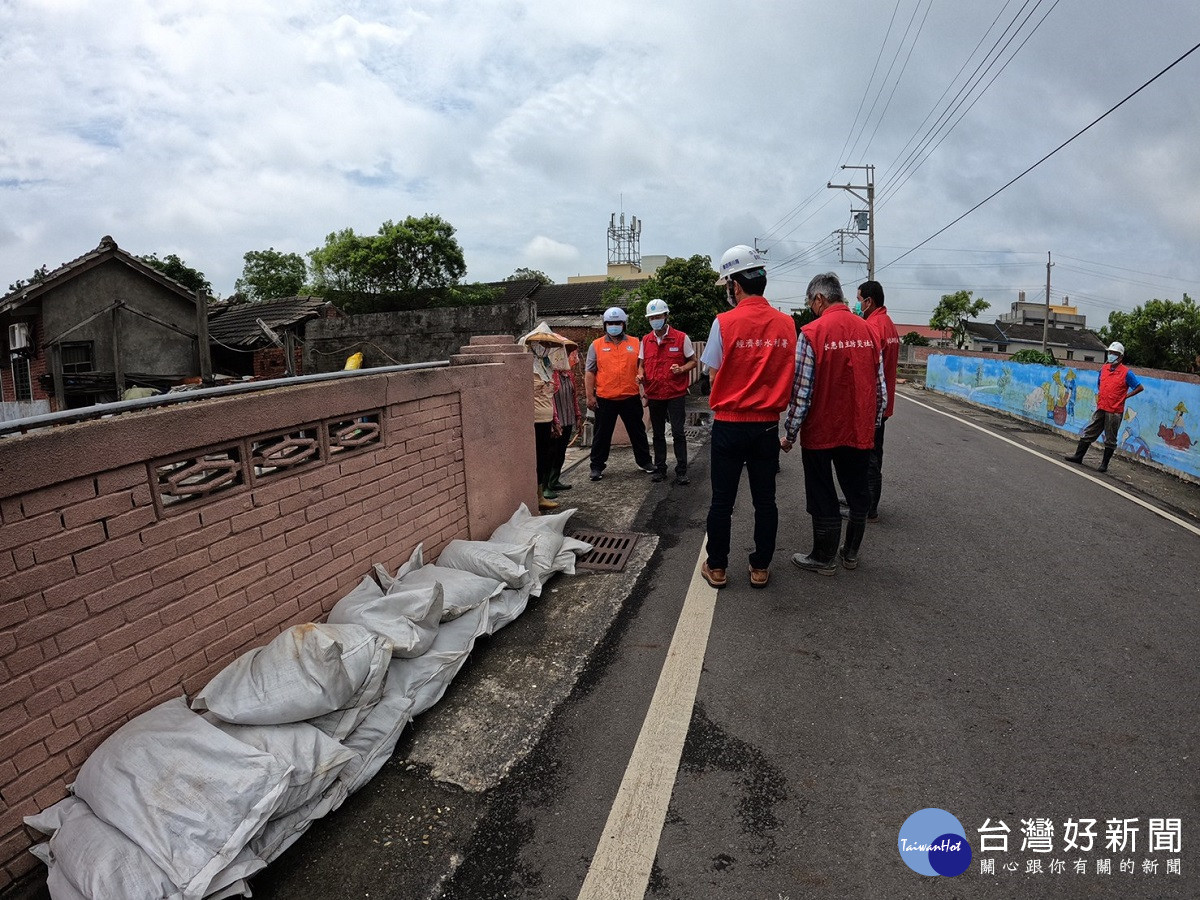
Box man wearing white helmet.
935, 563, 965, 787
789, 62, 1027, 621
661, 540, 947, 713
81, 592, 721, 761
698, 245, 796, 589
1063, 340, 1143, 473
585, 306, 655, 481
638, 298, 697, 484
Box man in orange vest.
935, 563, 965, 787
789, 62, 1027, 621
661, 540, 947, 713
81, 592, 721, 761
1063, 341, 1143, 472
585, 306, 655, 481
638, 298, 697, 485
781, 272, 886, 576
699, 245, 797, 590
859, 280, 900, 521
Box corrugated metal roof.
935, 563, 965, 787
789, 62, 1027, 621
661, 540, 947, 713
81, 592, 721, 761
207, 295, 333, 349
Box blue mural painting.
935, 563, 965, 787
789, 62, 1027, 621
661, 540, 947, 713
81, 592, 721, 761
926, 355, 1200, 480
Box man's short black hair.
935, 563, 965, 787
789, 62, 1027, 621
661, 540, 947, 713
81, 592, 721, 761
858, 280, 884, 306
732, 268, 767, 297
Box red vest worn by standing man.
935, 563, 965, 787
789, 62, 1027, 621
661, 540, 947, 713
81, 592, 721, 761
799, 303, 880, 450
865, 305, 901, 419
641, 326, 691, 400
1097, 363, 1133, 414
708, 296, 796, 423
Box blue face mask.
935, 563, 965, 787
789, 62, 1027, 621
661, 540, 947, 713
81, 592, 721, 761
1107, 353, 1119, 364
649, 317, 666, 331
606, 324, 624, 337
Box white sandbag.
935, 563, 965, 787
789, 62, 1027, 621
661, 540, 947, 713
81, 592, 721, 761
193, 623, 380, 725
486, 585, 533, 634
435, 539, 535, 589
388, 600, 490, 716
337, 678, 416, 796
206, 719, 356, 817
26, 796, 181, 900
306, 631, 392, 741
72, 698, 290, 900
399, 564, 503, 621
248, 779, 349, 865
328, 574, 443, 658
553, 534, 594, 577
373, 544, 424, 592
489, 504, 576, 596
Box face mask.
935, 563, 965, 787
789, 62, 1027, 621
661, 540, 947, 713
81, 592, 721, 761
1107, 353, 1119, 364
649, 317, 666, 331
853, 300, 863, 317
606, 324, 624, 337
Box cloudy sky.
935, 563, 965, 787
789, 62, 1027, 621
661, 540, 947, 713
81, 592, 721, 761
2, 0, 1198, 327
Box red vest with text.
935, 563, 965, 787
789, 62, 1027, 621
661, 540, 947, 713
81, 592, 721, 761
866, 305, 901, 418
1097, 363, 1132, 413
641, 327, 691, 400
799, 304, 879, 450
708, 296, 796, 422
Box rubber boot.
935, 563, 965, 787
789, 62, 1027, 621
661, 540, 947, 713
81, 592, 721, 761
1097, 446, 1115, 473
792, 517, 841, 576
840, 516, 867, 569
1063, 440, 1089, 464
537, 486, 559, 511
548, 463, 572, 492
541, 480, 557, 500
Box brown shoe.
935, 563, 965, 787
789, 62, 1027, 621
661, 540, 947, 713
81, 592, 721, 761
701, 562, 727, 589
748, 566, 769, 589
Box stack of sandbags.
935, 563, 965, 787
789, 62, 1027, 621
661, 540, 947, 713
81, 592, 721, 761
25, 504, 592, 898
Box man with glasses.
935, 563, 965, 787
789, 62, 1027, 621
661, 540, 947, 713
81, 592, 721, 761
781, 273, 886, 576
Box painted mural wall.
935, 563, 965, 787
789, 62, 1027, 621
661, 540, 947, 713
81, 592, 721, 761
926, 355, 1200, 480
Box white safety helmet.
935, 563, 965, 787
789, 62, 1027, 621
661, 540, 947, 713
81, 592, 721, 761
1107, 341, 1125, 355
646, 298, 669, 317
716, 244, 767, 285
603, 306, 628, 323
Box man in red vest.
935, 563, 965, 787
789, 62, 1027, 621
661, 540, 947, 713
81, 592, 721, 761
638, 298, 697, 485
781, 272, 886, 576
859, 280, 900, 521
585, 306, 655, 481
1063, 341, 1143, 472
699, 245, 796, 590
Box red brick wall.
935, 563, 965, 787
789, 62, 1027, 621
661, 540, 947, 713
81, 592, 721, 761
252, 346, 304, 378
0, 336, 535, 888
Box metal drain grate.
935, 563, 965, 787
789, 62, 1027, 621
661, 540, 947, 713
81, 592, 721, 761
568, 530, 641, 572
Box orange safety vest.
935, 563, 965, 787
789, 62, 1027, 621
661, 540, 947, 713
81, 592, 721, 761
591, 335, 641, 399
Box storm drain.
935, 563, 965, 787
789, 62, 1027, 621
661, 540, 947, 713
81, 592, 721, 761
568, 530, 641, 572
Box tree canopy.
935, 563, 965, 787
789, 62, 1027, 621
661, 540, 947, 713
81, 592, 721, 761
235, 248, 308, 301
930, 290, 990, 349
139, 253, 212, 295
1099, 294, 1200, 373
505, 267, 553, 285
624, 255, 726, 339
901, 331, 930, 346
308, 215, 467, 311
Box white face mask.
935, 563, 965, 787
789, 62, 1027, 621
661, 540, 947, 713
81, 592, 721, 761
1107, 353, 1119, 364
606, 323, 624, 337
649, 317, 666, 331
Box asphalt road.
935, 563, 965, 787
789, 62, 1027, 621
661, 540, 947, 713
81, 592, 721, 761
432, 384, 1199, 900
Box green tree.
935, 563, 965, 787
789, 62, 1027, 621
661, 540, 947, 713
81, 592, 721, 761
505, 267, 553, 285
930, 290, 990, 349
1009, 348, 1055, 365
624, 255, 725, 339
1099, 294, 1200, 373
308, 215, 467, 306
140, 253, 212, 295
7, 264, 50, 294
235, 248, 308, 301
901, 330, 930, 346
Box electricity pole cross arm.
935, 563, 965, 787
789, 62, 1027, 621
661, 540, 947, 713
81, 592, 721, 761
828, 164, 875, 279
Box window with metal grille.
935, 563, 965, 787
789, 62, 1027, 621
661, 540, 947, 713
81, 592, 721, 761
61, 342, 94, 373
11, 358, 32, 401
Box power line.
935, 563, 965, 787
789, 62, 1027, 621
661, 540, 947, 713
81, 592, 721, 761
878, 39, 1200, 272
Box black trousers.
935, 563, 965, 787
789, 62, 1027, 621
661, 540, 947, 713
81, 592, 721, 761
802, 446, 872, 521
705, 420, 780, 570
549, 424, 574, 480
534, 421, 555, 485
590, 395, 652, 474
866, 420, 886, 516
647, 395, 688, 475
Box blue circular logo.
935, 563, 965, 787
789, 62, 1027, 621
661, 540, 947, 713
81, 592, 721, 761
898, 808, 972, 877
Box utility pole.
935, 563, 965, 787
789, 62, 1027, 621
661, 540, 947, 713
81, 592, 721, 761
828, 164, 875, 279
1041, 251, 1054, 354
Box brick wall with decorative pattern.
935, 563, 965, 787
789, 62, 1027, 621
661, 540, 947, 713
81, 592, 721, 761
0, 335, 535, 888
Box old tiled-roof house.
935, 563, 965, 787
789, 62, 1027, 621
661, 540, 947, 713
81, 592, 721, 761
0, 236, 205, 418
206, 295, 340, 378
